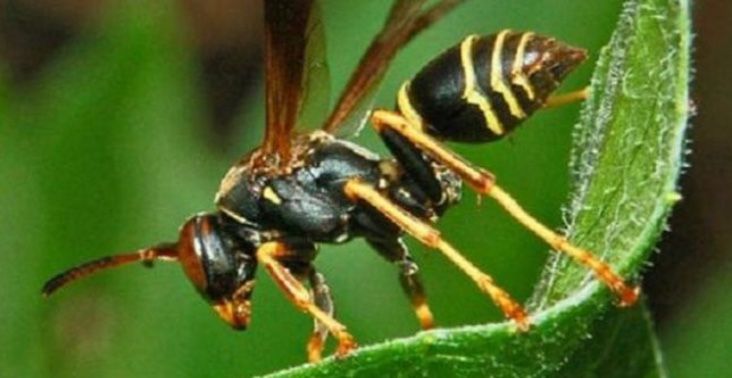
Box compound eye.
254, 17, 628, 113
197, 219, 239, 300
176, 213, 259, 330
177, 216, 209, 295
177, 214, 240, 300
178, 214, 258, 301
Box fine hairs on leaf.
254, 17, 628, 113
265, 0, 690, 376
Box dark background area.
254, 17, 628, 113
0, 0, 728, 377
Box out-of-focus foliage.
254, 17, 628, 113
662, 260, 732, 377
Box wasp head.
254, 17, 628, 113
42, 212, 260, 331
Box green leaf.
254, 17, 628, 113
556, 302, 666, 378
266, 0, 690, 376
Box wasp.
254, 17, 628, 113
43, 0, 639, 362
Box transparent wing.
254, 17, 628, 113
262, 0, 330, 159
296, 2, 331, 133
321, 0, 464, 137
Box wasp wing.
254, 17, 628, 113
321, 0, 464, 137
262, 0, 330, 159
295, 2, 331, 135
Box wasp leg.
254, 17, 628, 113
286, 262, 334, 363
371, 110, 639, 307
305, 269, 335, 363
256, 242, 357, 359
544, 87, 589, 108
367, 239, 435, 330
345, 180, 529, 331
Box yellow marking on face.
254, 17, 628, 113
397, 81, 424, 131
263, 186, 282, 205
491, 30, 526, 119
511, 32, 536, 100
460, 35, 504, 136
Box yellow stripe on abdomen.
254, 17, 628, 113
460, 35, 504, 136
397, 81, 425, 131
490, 30, 527, 119
511, 32, 537, 101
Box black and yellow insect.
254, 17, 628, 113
42, 0, 638, 362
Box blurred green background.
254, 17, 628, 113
0, 1, 726, 377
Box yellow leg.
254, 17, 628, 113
257, 242, 357, 360
544, 87, 589, 108
414, 302, 435, 330
399, 261, 435, 329
370, 109, 639, 307
306, 270, 333, 363
344, 180, 530, 331
489, 186, 639, 306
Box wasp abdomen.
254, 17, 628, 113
398, 30, 587, 143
